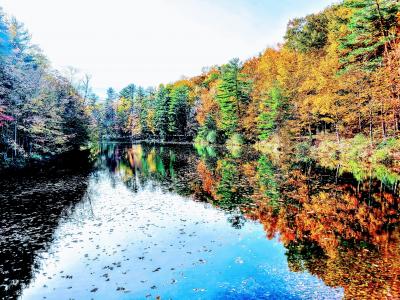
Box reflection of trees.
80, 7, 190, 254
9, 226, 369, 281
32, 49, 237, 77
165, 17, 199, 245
283, 228, 400, 299
227, 214, 247, 229
0, 153, 91, 300
99, 143, 400, 298
192, 145, 399, 298
101, 143, 199, 196
256, 155, 280, 208
249, 160, 400, 299
193, 148, 262, 229
216, 159, 252, 211
6, 144, 398, 299
194, 147, 256, 213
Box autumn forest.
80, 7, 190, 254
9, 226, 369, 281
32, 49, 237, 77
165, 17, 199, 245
0, 0, 399, 170
0, 0, 400, 299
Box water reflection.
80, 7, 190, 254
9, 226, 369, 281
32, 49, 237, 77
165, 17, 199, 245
100, 143, 399, 299
0, 153, 92, 300
197, 146, 400, 299
0, 143, 398, 299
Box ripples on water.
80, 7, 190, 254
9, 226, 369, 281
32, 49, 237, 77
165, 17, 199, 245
0, 143, 399, 299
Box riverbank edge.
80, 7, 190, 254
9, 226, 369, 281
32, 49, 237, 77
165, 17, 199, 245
254, 134, 400, 182
0, 149, 92, 176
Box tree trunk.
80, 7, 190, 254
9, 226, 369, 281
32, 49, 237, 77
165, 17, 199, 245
381, 102, 387, 139
13, 119, 17, 159
335, 164, 340, 184
369, 108, 373, 145
335, 122, 340, 144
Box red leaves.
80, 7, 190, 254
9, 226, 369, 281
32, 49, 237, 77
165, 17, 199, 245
0, 108, 13, 126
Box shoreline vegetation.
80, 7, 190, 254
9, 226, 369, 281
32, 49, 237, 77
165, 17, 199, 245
1, 1, 400, 181
255, 134, 400, 185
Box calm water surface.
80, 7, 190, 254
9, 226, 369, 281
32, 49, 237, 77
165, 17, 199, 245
0, 143, 399, 299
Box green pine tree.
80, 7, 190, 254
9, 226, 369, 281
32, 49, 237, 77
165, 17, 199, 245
168, 85, 189, 135
341, 0, 399, 70
258, 86, 284, 141
257, 155, 280, 208
154, 85, 170, 139
216, 58, 251, 137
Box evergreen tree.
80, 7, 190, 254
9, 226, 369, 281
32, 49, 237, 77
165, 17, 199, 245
106, 87, 118, 102
154, 85, 170, 140
119, 83, 136, 100
168, 85, 189, 135
9, 17, 31, 54
258, 86, 284, 141
136, 87, 148, 136
216, 58, 251, 137
103, 87, 117, 136
0, 9, 11, 57
341, 0, 400, 70
62, 90, 90, 150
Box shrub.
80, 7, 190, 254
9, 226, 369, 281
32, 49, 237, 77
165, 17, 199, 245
226, 133, 243, 147
206, 130, 217, 144
372, 138, 399, 165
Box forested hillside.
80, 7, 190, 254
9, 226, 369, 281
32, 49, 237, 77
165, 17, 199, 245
1, 0, 400, 168
0, 8, 90, 167
91, 1, 399, 157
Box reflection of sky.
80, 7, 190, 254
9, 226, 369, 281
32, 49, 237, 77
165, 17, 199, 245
22, 170, 343, 299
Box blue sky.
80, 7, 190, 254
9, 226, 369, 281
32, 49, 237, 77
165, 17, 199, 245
1, 0, 338, 97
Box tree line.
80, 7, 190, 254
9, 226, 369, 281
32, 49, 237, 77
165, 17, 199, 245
0, 8, 90, 167
92, 0, 399, 149
1, 0, 399, 167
